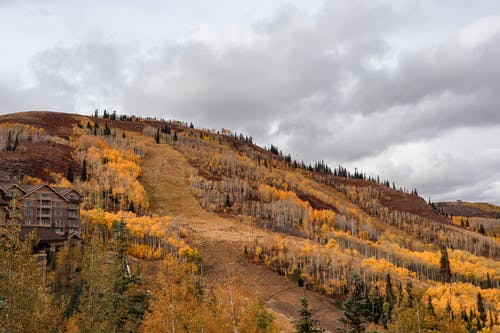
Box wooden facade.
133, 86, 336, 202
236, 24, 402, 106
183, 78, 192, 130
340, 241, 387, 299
0, 182, 82, 250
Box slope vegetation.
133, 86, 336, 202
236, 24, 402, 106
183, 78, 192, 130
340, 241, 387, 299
139, 136, 342, 331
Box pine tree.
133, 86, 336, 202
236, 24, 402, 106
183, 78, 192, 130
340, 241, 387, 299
383, 273, 395, 326
80, 159, 88, 182
66, 164, 74, 182
154, 128, 160, 144
478, 224, 486, 235
6, 130, 13, 151
405, 280, 414, 307
339, 274, 369, 332
477, 293, 486, 325
439, 246, 452, 282
293, 298, 324, 333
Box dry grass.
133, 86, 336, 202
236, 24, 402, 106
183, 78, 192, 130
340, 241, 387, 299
139, 137, 343, 332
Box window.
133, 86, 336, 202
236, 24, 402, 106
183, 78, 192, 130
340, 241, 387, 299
41, 208, 50, 215
56, 228, 64, 234
55, 202, 62, 207
69, 220, 79, 227
55, 210, 62, 216
26, 200, 33, 207
69, 211, 78, 218
41, 193, 50, 198
25, 209, 32, 216
41, 218, 50, 225
25, 219, 32, 225
41, 200, 51, 206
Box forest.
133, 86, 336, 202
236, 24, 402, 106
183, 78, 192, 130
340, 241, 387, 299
0, 111, 499, 332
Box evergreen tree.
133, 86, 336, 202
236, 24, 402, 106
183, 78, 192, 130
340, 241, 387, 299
6, 130, 13, 151
478, 224, 486, 235
405, 280, 414, 307
66, 164, 74, 182
477, 293, 486, 325
80, 159, 88, 182
293, 298, 324, 333
13, 134, 19, 151
439, 246, 452, 282
128, 201, 135, 213
154, 128, 160, 144
103, 122, 111, 136
339, 274, 369, 333
382, 273, 395, 326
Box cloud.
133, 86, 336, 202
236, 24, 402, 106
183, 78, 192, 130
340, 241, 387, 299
1, 0, 500, 203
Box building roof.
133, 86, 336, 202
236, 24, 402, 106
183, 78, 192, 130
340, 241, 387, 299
0, 182, 82, 202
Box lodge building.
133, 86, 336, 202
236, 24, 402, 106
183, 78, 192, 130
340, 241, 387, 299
0, 182, 82, 251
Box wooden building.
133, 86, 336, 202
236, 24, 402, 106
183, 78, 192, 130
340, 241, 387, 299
0, 182, 82, 251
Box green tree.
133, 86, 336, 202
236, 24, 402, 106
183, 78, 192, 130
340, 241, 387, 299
154, 128, 160, 144
477, 293, 486, 326
66, 164, 74, 182
339, 274, 369, 333
439, 246, 452, 282
293, 298, 324, 333
382, 273, 395, 327
80, 159, 88, 182
478, 224, 486, 235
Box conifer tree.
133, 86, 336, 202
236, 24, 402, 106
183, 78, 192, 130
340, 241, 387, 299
383, 273, 395, 326
478, 224, 486, 235
439, 246, 452, 282
477, 292, 486, 325
80, 159, 87, 182
339, 274, 369, 332
66, 164, 74, 182
154, 128, 160, 144
293, 298, 324, 333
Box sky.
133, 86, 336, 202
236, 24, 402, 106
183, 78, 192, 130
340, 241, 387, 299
1, 0, 500, 203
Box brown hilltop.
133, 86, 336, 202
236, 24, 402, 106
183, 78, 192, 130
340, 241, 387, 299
436, 201, 500, 219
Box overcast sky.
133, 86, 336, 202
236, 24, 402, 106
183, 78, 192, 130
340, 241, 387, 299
1, 0, 500, 204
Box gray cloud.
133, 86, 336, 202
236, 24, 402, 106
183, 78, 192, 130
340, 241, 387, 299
1, 0, 500, 203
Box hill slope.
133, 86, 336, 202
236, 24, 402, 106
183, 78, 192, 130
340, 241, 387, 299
1, 111, 500, 332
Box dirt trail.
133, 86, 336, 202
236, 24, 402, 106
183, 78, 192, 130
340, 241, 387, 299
140, 139, 342, 332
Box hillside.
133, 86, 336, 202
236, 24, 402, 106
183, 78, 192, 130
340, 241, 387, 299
1, 110, 500, 332
436, 201, 500, 219
436, 201, 500, 240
